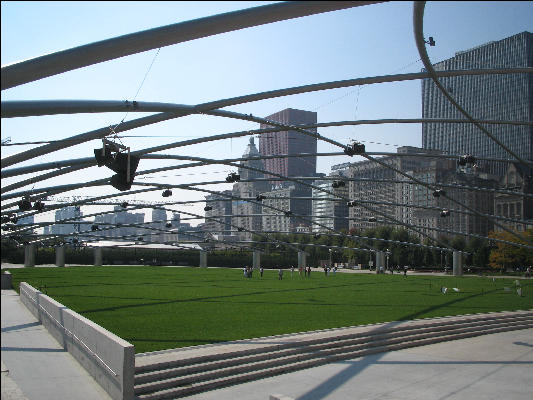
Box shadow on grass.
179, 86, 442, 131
77, 283, 357, 314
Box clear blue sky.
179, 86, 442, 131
1, 1, 532, 226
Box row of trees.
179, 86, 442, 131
2, 228, 530, 270
253, 226, 533, 270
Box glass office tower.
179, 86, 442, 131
422, 31, 532, 176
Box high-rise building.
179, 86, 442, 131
258, 108, 317, 234
94, 206, 145, 240
347, 146, 445, 232
406, 160, 496, 240
232, 137, 270, 241
259, 108, 318, 184
52, 206, 82, 236
312, 165, 349, 233
421, 31, 533, 176
151, 208, 168, 243
261, 184, 311, 233
494, 163, 533, 232
205, 190, 233, 237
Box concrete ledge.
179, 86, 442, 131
19, 282, 134, 400
1, 271, 12, 289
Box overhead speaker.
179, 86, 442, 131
110, 173, 133, 191
94, 147, 115, 167
18, 197, 32, 211
107, 152, 140, 176
95, 147, 140, 191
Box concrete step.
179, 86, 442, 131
136, 322, 533, 399
135, 310, 532, 374
135, 318, 532, 390
134, 312, 533, 399
134, 314, 532, 386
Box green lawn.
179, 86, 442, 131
6, 266, 532, 354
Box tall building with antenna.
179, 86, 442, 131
421, 31, 533, 176
232, 137, 270, 240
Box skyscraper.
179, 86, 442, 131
52, 206, 82, 236
151, 208, 168, 243
204, 191, 232, 237
421, 31, 533, 176
259, 108, 318, 184
232, 137, 270, 240
257, 108, 317, 233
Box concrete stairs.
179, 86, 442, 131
134, 310, 533, 399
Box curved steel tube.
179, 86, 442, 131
3, 67, 530, 169
1, 1, 380, 90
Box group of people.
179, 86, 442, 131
243, 265, 264, 278
298, 265, 312, 278
322, 266, 337, 276
280, 266, 312, 280
242, 266, 314, 280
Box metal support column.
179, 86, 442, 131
200, 250, 207, 268
253, 251, 261, 270
298, 251, 307, 271
376, 251, 385, 273
94, 247, 103, 266
55, 245, 65, 267
453, 251, 463, 276
24, 244, 35, 267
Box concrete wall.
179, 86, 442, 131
1, 271, 12, 289
19, 282, 134, 400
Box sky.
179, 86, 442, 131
1, 1, 532, 228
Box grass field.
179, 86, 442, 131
6, 266, 533, 354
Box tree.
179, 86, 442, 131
465, 237, 490, 268
488, 228, 533, 270
450, 236, 466, 251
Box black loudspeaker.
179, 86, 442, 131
94, 148, 140, 191
107, 152, 140, 175
110, 173, 133, 191
33, 201, 45, 212
18, 198, 32, 211
94, 146, 117, 166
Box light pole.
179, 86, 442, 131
329, 248, 333, 269
386, 248, 389, 271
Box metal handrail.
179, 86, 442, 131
19, 285, 119, 377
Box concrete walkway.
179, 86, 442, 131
1, 289, 112, 400
180, 327, 533, 400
